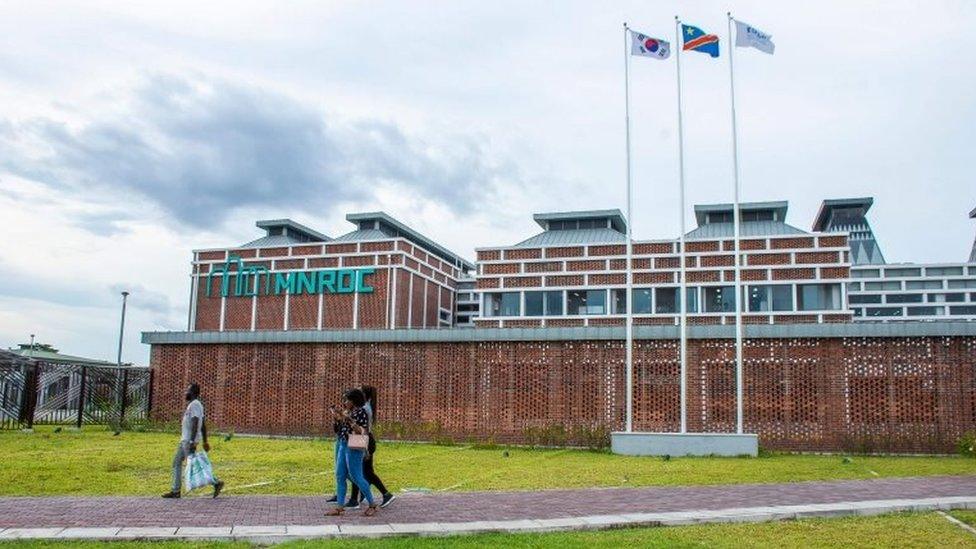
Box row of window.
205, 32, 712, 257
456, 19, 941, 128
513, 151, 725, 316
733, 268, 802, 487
482, 283, 843, 317
854, 306, 976, 317
851, 266, 975, 279
849, 292, 976, 305
848, 279, 976, 291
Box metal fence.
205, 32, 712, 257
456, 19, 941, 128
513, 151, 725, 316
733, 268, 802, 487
0, 360, 152, 430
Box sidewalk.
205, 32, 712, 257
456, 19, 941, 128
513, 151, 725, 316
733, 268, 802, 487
1, 475, 975, 541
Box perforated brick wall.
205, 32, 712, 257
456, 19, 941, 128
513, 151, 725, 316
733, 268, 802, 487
150, 336, 976, 452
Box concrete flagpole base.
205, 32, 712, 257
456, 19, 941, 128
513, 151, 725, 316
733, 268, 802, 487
611, 432, 759, 457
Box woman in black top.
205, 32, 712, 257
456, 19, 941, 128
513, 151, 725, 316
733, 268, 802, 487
348, 385, 395, 508
325, 388, 377, 516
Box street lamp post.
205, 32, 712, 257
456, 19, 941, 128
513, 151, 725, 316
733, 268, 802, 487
116, 291, 129, 367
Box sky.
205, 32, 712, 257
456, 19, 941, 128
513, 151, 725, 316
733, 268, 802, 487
1, 1, 974, 364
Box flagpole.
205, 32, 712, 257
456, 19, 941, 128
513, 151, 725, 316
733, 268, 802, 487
726, 12, 744, 435
623, 22, 635, 434
674, 16, 688, 434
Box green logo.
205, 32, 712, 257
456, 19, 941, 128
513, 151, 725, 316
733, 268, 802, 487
206, 255, 374, 298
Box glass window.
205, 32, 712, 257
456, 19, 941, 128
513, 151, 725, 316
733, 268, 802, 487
847, 282, 861, 292
797, 284, 842, 311
525, 291, 544, 316
852, 269, 880, 279
906, 280, 943, 290
747, 285, 769, 312
704, 286, 736, 313
849, 294, 882, 304
884, 268, 921, 277
947, 279, 976, 289
612, 289, 627, 314
568, 289, 606, 315
545, 291, 564, 316
928, 293, 965, 303
484, 292, 520, 317
885, 294, 923, 303
746, 285, 790, 312
852, 308, 864, 317
865, 307, 902, 317
906, 306, 941, 317
655, 288, 678, 314
864, 281, 901, 291
633, 289, 652, 314
927, 267, 964, 276
655, 287, 698, 313
950, 305, 976, 315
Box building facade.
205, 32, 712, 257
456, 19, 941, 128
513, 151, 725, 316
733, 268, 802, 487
189, 213, 474, 332
473, 203, 852, 328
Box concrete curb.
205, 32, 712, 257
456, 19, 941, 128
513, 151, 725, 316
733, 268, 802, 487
1, 496, 974, 541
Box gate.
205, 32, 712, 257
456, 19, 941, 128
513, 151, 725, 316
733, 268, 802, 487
0, 350, 152, 430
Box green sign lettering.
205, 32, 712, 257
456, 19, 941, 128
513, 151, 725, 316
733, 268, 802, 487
206, 255, 377, 298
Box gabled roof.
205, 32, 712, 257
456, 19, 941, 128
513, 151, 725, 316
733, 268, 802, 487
256, 219, 330, 241
685, 221, 807, 239
812, 197, 873, 232
532, 209, 627, 233
694, 201, 789, 227
343, 212, 475, 272
514, 228, 627, 248
240, 219, 331, 248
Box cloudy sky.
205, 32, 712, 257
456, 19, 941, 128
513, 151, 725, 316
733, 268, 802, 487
1, 1, 974, 364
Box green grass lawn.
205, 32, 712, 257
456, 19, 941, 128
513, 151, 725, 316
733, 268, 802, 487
1, 513, 974, 548
0, 427, 972, 496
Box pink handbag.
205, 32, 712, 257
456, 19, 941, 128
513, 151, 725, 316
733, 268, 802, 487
347, 433, 369, 451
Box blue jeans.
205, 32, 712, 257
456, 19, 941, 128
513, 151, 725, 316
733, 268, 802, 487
335, 438, 374, 506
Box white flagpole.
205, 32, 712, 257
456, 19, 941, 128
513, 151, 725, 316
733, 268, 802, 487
727, 12, 745, 435
623, 22, 635, 434
675, 16, 688, 434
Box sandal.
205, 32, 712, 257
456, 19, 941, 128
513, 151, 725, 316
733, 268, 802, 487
363, 504, 378, 517
325, 507, 345, 517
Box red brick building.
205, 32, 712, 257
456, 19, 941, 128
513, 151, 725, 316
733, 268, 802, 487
189, 213, 474, 332
474, 202, 852, 328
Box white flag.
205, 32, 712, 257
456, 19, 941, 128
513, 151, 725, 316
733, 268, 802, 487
734, 20, 775, 54
630, 30, 670, 60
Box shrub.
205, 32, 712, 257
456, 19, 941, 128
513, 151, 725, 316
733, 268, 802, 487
958, 431, 976, 457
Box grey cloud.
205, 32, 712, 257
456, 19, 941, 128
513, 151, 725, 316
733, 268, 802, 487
0, 74, 515, 230
108, 283, 172, 316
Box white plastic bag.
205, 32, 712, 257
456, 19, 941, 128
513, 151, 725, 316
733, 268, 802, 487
183, 450, 215, 492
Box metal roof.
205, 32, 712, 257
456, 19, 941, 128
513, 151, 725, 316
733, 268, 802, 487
514, 228, 627, 248
694, 201, 789, 227
684, 221, 807, 239
532, 209, 627, 233
812, 197, 874, 232
345, 212, 475, 272
331, 228, 390, 242
255, 219, 330, 242
7, 347, 125, 367
143, 321, 976, 345
239, 234, 308, 248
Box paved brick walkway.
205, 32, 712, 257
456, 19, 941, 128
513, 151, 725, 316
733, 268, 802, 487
1, 475, 975, 529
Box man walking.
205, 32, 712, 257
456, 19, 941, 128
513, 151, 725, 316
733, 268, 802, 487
162, 383, 224, 498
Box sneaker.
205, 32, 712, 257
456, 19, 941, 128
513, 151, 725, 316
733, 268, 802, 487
213, 480, 224, 499
344, 498, 361, 509
326, 495, 338, 503
379, 493, 396, 508
161, 491, 181, 499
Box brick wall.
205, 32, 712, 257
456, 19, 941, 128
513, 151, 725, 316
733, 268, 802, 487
150, 336, 976, 453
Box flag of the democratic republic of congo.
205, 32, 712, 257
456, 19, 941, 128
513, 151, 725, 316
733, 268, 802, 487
681, 24, 719, 58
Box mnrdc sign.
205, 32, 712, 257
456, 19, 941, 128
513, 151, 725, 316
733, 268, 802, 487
206, 255, 375, 298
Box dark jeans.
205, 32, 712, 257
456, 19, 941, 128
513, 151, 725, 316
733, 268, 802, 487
350, 434, 388, 501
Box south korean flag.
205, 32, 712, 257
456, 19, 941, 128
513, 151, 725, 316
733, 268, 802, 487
630, 31, 670, 60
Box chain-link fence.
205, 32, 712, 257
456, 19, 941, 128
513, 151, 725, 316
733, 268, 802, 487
0, 352, 151, 430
